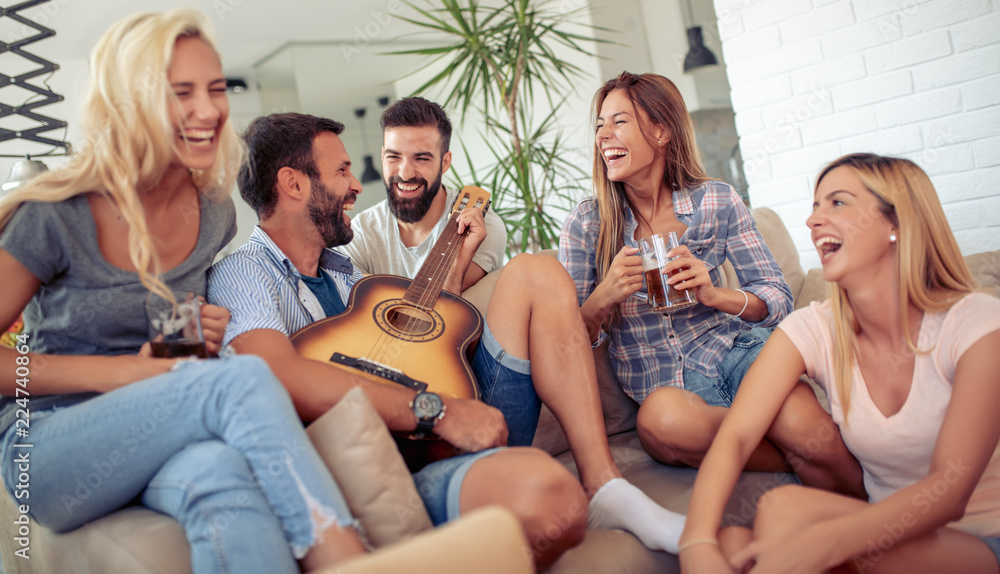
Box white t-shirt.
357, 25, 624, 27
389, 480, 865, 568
341, 186, 507, 280
779, 293, 1000, 537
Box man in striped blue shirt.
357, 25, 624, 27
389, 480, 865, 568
208, 112, 692, 562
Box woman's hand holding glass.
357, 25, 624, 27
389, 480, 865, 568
596, 246, 644, 307
199, 301, 230, 356
662, 244, 718, 307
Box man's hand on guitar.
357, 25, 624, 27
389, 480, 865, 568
446, 207, 489, 294
455, 206, 487, 256
436, 397, 508, 452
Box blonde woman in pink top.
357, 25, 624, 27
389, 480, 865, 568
681, 153, 1000, 573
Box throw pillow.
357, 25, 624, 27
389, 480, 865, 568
306, 387, 433, 548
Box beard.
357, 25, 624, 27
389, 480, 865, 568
385, 167, 443, 224
308, 177, 355, 249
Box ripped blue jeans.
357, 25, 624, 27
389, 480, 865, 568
0, 355, 355, 574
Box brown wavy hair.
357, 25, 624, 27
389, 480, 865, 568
591, 72, 710, 324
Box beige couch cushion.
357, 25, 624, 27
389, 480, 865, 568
460, 267, 500, 317
795, 268, 830, 309
319, 507, 532, 574
307, 387, 432, 548
967, 250, 1000, 298
0, 499, 190, 574
752, 207, 806, 301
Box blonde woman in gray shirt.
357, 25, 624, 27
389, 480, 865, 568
0, 10, 366, 573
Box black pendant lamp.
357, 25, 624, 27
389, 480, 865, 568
354, 107, 382, 184
682, 0, 719, 72
361, 156, 381, 184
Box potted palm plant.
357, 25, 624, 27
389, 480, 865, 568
390, 0, 606, 254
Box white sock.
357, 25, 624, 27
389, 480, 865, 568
587, 478, 685, 554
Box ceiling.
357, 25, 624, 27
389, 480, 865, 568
3, 0, 428, 78
0, 0, 443, 163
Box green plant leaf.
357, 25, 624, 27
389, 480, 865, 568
389, 0, 611, 254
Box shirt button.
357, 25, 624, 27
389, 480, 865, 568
677, 355, 682, 360
668, 334, 675, 339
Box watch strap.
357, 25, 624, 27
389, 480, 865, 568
415, 416, 436, 435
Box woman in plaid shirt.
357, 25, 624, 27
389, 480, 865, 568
559, 72, 864, 498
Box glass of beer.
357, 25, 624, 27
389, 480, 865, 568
145, 291, 208, 358
638, 232, 697, 313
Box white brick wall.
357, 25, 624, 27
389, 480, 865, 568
716, 0, 1000, 268
974, 136, 1000, 166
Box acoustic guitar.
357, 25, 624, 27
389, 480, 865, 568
291, 187, 492, 467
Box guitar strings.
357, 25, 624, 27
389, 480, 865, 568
398, 207, 465, 341
365, 210, 464, 368
364, 194, 473, 368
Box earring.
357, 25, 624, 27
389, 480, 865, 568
889, 233, 897, 243
657, 139, 662, 145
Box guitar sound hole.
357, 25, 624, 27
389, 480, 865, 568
386, 306, 433, 335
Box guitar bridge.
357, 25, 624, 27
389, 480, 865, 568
329, 353, 429, 392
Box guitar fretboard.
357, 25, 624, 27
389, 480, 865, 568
404, 211, 465, 310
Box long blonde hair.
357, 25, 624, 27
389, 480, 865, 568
591, 72, 710, 325
820, 154, 976, 419
0, 9, 244, 303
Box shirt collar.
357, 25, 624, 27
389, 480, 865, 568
247, 226, 355, 279
622, 187, 695, 244
672, 187, 695, 215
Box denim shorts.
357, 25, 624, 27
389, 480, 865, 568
412, 322, 538, 525
682, 327, 771, 407
412, 447, 504, 525
470, 322, 539, 447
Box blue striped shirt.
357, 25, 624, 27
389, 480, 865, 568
558, 181, 793, 404
207, 226, 363, 348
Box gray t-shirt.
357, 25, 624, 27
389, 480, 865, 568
0, 193, 237, 432
341, 186, 507, 280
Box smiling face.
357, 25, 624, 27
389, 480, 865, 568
167, 36, 229, 172
381, 125, 452, 223
307, 132, 361, 248
807, 165, 897, 286
595, 89, 664, 189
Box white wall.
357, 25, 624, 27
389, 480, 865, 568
638, 0, 703, 107
715, 0, 1000, 269
222, 82, 266, 258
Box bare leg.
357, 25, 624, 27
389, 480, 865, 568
766, 382, 866, 498
485, 253, 619, 493
300, 524, 366, 571
636, 386, 792, 471
459, 447, 587, 570
718, 525, 753, 559
754, 485, 999, 574
486, 254, 686, 553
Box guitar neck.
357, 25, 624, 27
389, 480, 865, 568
404, 210, 466, 309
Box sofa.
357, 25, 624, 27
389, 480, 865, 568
462, 207, 1000, 574
0, 385, 534, 574
2, 207, 998, 574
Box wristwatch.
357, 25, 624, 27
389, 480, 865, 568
410, 391, 446, 438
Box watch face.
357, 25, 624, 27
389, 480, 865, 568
413, 392, 443, 419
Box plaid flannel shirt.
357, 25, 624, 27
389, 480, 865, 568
559, 180, 793, 404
